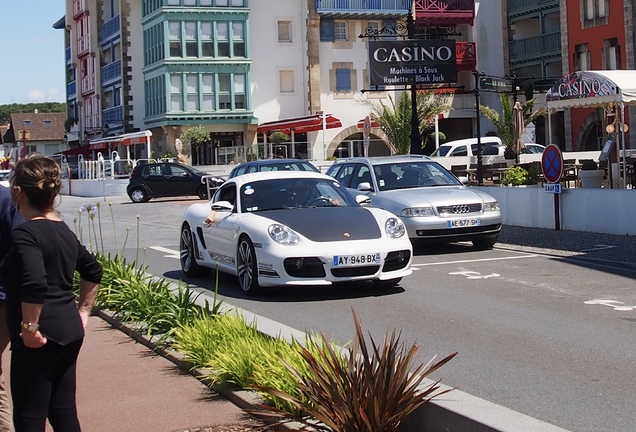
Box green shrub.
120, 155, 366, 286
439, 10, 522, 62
502, 166, 528, 186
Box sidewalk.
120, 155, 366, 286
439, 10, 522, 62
2, 315, 271, 432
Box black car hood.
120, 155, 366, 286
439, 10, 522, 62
259, 207, 381, 242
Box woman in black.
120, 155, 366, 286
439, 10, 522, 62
1, 154, 102, 432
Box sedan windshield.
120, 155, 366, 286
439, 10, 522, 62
374, 162, 462, 191
240, 178, 358, 212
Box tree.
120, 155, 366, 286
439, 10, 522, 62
358, 90, 450, 154
480, 93, 546, 159
269, 131, 290, 145
0, 102, 66, 125
180, 125, 210, 150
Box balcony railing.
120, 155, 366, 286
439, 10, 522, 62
99, 15, 120, 45
102, 106, 123, 126
66, 47, 72, 65
101, 60, 122, 86
77, 34, 90, 57
415, 0, 475, 25
67, 81, 77, 99
456, 41, 476, 71
81, 74, 96, 95
316, 0, 410, 17
73, 0, 85, 18
508, 0, 559, 18
509, 32, 561, 63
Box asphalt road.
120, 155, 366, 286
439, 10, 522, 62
56, 194, 636, 432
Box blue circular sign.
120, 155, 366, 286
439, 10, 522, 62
541, 144, 563, 183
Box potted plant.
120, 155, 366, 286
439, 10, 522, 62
501, 166, 528, 186
579, 159, 604, 188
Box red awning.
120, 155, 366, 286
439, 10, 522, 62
61, 146, 92, 157
257, 114, 342, 134
88, 142, 108, 150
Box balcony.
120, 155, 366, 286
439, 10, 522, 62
67, 81, 77, 99
73, 0, 85, 19
456, 41, 476, 71
509, 32, 561, 64
99, 15, 120, 45
316, 0, 410, 18
101, 60, 122, 86
508, 0, 559, 19
66, 47, 72, 65
102, 106, 123, 127
77, 34, 90, 57
81, 74, 96, 95
415, 0, 475, 26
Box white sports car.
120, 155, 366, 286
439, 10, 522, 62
179, 171, 412, 294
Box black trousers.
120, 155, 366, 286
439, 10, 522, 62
11, 338, 83, 432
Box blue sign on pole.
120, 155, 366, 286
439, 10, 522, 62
541, 144, 563, 183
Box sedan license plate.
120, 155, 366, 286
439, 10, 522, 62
447, 218, 481, 228
333, 253, 381, 267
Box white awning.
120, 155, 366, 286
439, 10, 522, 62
546, 70, 636, 109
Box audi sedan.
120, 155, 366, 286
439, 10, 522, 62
325, 155, 502, 248
179, 171, 412, 294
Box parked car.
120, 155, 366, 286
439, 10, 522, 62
325, 155, 502, 248
126, 162, 223, 203
0, 170, 10, 188
521, 143, 546, 154
430, 137, 504, 158
179, 170, 412, 294
227, 158, 320, 179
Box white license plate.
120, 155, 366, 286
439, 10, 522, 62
333, 253, 381, 267
447, 218, 481, 228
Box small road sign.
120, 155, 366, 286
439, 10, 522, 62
362, 116, 371, 139
544, 183, 561, 194
541, 144, 563, 183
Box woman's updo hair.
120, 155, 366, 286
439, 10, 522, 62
10, 153, 62, 212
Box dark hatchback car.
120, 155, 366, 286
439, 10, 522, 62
227, 158, 320, 179
127, 162, 217, 203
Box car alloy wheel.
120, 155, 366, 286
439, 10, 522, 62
129, 188, 148, 203
179, 224, 209, 277
237, 237, 261, 294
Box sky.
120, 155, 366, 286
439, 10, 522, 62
0, 1, 66, 105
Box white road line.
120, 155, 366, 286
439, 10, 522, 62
149, 246, 180, 259
581, 245, 618, 252
411, 253, 539, 267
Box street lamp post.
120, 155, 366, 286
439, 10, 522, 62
407, 11, 421, 155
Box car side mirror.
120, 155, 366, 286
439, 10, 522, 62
357, 182, 373, 191
458, 176, 469, 185
211, 200, 233, 211
355, 195, 371, 205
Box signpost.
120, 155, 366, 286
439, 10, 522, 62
362, 116, 371, 157
541, 144, 563, 230
17, 129, 31, 159
478, 75, 514, 93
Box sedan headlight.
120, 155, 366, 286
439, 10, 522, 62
401, 207, 435, 217
268, 224, 300, 245
385, 217, 406, 238
483, 201, 500, 212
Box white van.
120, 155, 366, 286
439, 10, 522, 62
430, 137, 504, 158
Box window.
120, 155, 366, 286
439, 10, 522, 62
279, 70, 294, 93
334, 21, 347, 41
320, 20, 334, 42
234, 74, 245, 109
43, 120, 53, 126
277, 21, 292, 43
218, 22, 229, 56
201, 22, 214, 56
219, 74, 231, 109
582, 0, 608, 26
185, 22, 197, 57
171, 75, 183, 111
23, 120, 32, 126
232, 22, 245, 57
169, 22, 181, 57
186, 74, 199, 110
603, 38, 620, 70
202, 74, 215, 110
574, 43, 590, 70
335, 68, 351, 92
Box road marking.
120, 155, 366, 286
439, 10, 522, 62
149, 246, 180, 259
584, 299, 636, 311
411, 254, 538, 267
448, 270, 500, 279
580, 245, 618, 252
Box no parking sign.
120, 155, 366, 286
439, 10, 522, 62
541, 144, 563, 184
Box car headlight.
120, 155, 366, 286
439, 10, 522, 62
484, 201, 500, 212
385, 217, 406, 238
268, 224, 300, 245
401, 207, 435, 217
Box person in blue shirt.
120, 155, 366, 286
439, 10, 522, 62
0, 183, 24, 432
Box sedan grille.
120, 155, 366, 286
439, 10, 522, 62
331, 265, 380, 277
436, 203, 482, 215
284, 257, 326, 278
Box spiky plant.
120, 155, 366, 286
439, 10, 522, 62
251, 309, 457, 432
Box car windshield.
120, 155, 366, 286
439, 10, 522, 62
373, 162, 461, 191
259, 162, 318, 172
430, 146, 451, 157
240, 178, 358, 212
